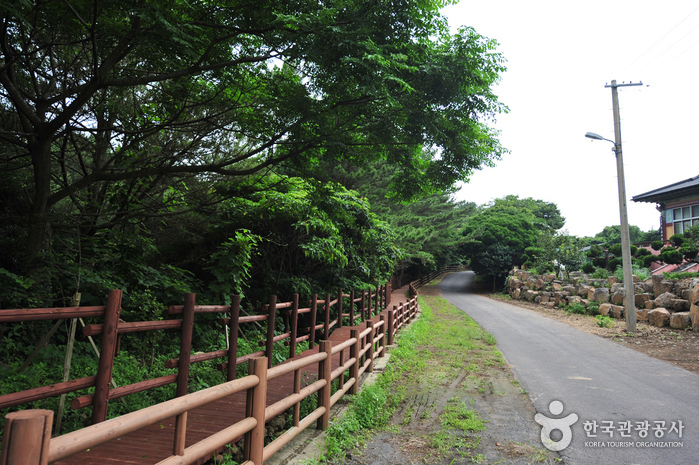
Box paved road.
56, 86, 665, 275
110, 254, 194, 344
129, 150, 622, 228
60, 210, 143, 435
439, 271, 699, 465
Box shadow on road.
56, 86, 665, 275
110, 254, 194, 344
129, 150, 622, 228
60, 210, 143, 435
437, 270, 476, 293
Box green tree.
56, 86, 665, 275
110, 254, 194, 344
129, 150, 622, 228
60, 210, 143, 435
593, 225, 645, 245
0, 0, 507, 276
489, 196, 565, 231
460, 201, 545, 285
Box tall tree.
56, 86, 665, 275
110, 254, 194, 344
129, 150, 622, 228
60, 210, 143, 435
460, 196, 563, 286
0, 0, 507, 274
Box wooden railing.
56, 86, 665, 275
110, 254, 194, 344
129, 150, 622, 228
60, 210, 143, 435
1, 289, 420, 465
0, 284, 391, 424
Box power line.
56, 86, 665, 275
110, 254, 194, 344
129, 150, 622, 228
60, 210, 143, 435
622, 4, 699, 75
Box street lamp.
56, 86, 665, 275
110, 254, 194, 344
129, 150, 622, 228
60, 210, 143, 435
585, 126, 637, 332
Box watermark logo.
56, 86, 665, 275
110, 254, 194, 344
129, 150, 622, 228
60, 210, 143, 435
535, 400, 579, 451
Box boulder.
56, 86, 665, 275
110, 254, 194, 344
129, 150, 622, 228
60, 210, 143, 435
508, 277, 522, 289
654, 292, 676, 309
635, 308, 649, 322
611, 291, 625, 306
611, 283, 624, 293
567, 296, 583, 305
577, 284, 591, 297
591, 288, 610, 304
670, 299, 690, 312
690, 285, 699, 330
609, 305, 625, 319
599, 303, 612, 316
524, 290, 539, 302
648, 308, 671, 327
561, 285, 576, 294
608, 276, 619, 286
541, 301, 556, 308
669, 312, 691, 330
542, 273, 556, 283
634, 293, 652, 308
552, 282, 563, 291
512, 288, 521, 299
645, 300, 654, 309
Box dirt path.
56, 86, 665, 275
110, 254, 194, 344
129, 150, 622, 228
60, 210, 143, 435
339, 285, 560, 465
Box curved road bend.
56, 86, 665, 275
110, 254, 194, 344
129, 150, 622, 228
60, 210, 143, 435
439, 271, 699, 465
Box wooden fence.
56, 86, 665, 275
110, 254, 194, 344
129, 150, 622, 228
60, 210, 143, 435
1, 266, 458, 465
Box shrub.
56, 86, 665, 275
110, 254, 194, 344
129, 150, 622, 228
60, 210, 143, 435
634, 248, 651, 257
581, 262, 595, 274
590, 268, 609, 279
565, 303, 586, 315
607, 257, 622, 271
595, 315, 614, 328
669, 234, 685, 247
586, 303, 600, 316
650, 240, 664, 251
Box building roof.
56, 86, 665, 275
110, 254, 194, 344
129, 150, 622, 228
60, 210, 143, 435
632, 174, 699, 204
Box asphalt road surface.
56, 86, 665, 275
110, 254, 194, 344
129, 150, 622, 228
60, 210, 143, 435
439, 271, 699, 465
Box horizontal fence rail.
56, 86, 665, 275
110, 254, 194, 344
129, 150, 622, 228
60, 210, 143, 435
0, 266, 460, 465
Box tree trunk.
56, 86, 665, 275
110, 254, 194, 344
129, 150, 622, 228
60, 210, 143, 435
25, 137, 53, 273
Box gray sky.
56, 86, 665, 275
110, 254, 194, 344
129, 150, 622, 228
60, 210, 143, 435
443, 1, 698, 238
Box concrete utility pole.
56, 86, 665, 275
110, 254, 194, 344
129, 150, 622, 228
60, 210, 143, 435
606, 79, 642, 333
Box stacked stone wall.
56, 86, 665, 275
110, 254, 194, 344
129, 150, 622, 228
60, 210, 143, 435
506, 269, 699, 331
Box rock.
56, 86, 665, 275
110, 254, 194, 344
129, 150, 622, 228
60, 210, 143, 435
654, 292, 676, 309
670, 299, 690, 312
542, 273, 556, 283
577, 284, 591, 297
591, 288, 610, 304
552, 282, 563, 291
508, 278, 522, 289
524, 290, 539, 302
611, 291, 625, 306
599, 303, 612, 316
634, 293, 652, 308
632, 275, 640, 283
652, 275, 663, 296
567, 296, 583, 305
690, 285, 699, 330
611, 283, 624, 293
670, 312, 691, 330
648, 308, 671, 327
512, 289, 521, 299
644, 300, 654, 309
608, 276, 619, 286
609, 305, 625, 319
636, 308, 649, 322
561, 285, 576, 294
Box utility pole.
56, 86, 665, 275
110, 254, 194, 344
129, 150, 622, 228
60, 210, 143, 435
605, 80, 642, 332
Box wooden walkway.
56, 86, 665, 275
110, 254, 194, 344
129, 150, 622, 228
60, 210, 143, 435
54, 286, 413, 465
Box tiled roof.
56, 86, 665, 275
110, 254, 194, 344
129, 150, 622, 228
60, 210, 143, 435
632, 174, 699, 204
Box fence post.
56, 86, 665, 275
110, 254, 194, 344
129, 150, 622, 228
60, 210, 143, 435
349, 290, 355, 326
309, 294, 317, 350
388, 308, 395, 345
349, 329, 360, 395
317, 340, 332, 430
378, 284, 383, 312
360, 290, 366, 321
174, 292, 196, 455
365, 321, 374, 372
243, 357, 268, 465
386, 282, 391, 307
91, 289, 122, 424
337, 288, 343, 328
0, 409, 53, 465
323, 294, 331, 340
227, 295, 241, 381
266, 296, 277, 368
290, 294, 299, 359
379, 315, 386, 358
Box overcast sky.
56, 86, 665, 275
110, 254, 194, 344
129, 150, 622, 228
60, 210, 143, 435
443, 1, 698, 238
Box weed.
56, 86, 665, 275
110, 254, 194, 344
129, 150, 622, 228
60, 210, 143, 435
595, 315, 614, 328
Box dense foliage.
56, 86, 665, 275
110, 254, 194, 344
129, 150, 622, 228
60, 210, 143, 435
460, 196, 564, 285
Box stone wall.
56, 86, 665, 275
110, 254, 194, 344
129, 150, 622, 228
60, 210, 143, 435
507, 269, 699, 331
